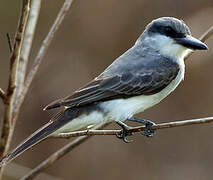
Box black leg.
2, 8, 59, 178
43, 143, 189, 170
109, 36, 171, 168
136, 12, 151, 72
127, 117, 156, 137
116, 121, 133, 143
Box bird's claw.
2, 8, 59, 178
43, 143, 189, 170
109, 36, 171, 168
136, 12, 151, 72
141, 120, 156, 137
116, 130, 133, 143
115, 119, 156, 142
116, 121, 133, 143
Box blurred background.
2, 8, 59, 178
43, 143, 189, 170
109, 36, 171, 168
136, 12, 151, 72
0, 0, 213, 179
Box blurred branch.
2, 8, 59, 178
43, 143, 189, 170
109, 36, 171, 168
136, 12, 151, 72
18, 0, 41, 92
199, 26, 213, 42
52, 116, 213, 138
20, 24, 213, 180
20, 123, 108, 180
21, 0, 75, 102
0, 0, 74, 178
0, 0, 31, 178
0, 89, 6, 103
6, 33, 13, 53
0, 0, 75, 179
4, 162, 61, 180
11, 0, 76, 130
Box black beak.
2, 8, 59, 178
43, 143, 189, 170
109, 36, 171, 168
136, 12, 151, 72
175, 35, 208, 50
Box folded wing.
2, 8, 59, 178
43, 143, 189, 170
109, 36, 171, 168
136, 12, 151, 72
44, 61, 179, 110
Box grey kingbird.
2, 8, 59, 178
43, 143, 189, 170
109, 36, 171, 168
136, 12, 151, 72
0, 17, 208, 166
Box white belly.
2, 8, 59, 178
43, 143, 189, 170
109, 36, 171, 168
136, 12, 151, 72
53, 111, 105, 134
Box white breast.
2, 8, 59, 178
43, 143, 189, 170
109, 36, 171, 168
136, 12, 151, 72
100, 57, 185, 122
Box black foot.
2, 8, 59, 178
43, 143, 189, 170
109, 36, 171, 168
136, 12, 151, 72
127, 117, 156, 137
116, 121, 133, 143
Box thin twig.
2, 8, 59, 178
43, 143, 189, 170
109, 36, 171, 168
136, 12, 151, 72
20, 123, 108, 180
0, 89, 6, 103
52, 116, 213, 138
4, 162, 61, 180
12, 0, 76, 125
1, 0, 74, 175
20, 25, 213, 180
0, 0, 75, 178
21, 0, 75, 102
199, 26, 213, 42
18, 0, 41, 93
0, 0, 31, 177
0, 0, 30, 159
0, 0, 75, 177
6, 33, 13, 53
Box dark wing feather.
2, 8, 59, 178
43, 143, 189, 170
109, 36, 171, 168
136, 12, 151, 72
44, 60, 179, 110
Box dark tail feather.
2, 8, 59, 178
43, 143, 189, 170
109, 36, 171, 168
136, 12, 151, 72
0, 110, 70, 166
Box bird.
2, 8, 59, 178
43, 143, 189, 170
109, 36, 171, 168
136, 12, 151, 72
0, 17, 208, 166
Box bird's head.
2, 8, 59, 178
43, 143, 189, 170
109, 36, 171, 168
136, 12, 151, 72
142, 17, 208, 59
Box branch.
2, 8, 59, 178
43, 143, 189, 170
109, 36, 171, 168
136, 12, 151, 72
52, 116, 213, 138
0, 0, 75, 178
20, 123, 108, 180
0, 0, 31, 161
12, 0, 76, 124
0, 0, 31, 177
4, 162, 61, 180
199, 26, 213, 42
21, 0, 75, 102
0, 89, 6, 103
20, 23, 213, 180
6, 33, 13, 53
1, 0, 74, 177
7, 0, 30, 104
18, 0, 41, 94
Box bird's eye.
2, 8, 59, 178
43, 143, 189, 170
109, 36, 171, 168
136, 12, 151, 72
165, 26, 173, 33
164, 26, 177, 37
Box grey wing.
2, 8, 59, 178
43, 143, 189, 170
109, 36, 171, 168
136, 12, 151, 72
44, 61, 179, 110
